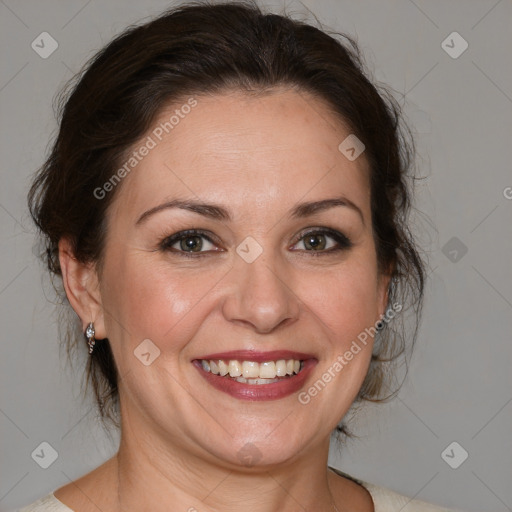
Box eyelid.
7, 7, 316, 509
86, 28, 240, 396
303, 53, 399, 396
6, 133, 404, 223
292, 226, 350, 243
159, 229, 222, 251
290, 227, 353, 251
159, 226, 352, 257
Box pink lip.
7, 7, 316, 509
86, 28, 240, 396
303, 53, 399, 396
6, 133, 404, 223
193, 350, 315, 363
192, 358, 317, 401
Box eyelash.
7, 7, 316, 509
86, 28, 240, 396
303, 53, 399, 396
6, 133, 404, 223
158, 228, 353, 258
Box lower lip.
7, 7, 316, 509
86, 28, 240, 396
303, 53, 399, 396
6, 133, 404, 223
192, 359, 317, 401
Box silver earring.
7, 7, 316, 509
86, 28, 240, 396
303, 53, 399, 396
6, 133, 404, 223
86, 322, 96, 354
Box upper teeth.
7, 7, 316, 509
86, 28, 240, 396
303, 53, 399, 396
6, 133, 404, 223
200, 359, 303, 379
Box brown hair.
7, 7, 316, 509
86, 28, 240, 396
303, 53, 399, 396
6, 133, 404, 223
28, 0, 426, 441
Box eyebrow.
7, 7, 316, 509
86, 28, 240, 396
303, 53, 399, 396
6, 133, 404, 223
135, 196, 365, 226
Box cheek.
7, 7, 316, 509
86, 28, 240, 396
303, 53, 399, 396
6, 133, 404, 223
101, 242, 380, 359
101, 251, 224, 349
302, 263, 380, 403
303, 262, 380, 342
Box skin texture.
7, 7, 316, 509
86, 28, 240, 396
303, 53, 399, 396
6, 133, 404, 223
56, 87, 389, 511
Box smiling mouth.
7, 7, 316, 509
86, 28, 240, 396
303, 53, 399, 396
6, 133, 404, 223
195, 358, 305, 385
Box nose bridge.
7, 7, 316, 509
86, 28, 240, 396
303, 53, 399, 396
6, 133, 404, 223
222, 238, 299, 333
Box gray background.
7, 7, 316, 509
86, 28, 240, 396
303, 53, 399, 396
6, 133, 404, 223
1, 1, 511, 511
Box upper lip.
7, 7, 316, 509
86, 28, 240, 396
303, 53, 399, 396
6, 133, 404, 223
193, 350, 316, 363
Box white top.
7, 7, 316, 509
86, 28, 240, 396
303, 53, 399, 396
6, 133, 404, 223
17, 467, 464, 512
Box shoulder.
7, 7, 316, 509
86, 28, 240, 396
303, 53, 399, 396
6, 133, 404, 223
361, 481, 464, 512
328, 466, 465, 512
17, 493, 73, 512
17, 457, 117, 512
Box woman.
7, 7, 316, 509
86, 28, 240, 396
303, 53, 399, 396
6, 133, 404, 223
20, 2, 463, 511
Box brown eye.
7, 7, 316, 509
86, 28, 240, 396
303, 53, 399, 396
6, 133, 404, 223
292, 228, 352, 254
178, 235, 204, 252
160, 229, 220, 256
303, 233, 328, 250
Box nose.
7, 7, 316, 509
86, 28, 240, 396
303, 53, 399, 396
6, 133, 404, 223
222, 248, 300, 334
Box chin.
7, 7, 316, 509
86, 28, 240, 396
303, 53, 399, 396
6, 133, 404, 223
200, 428, 307, 470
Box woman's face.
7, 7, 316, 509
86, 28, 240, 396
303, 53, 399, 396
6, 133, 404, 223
97, 88, 390, 468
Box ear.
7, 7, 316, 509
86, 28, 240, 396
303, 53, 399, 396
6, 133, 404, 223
58, 237, 107, 340
376, 271, 392, 322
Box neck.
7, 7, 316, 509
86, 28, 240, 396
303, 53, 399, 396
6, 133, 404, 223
113, 425, 342, 512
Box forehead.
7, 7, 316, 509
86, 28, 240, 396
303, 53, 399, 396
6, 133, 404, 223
109, 88, 370, 222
